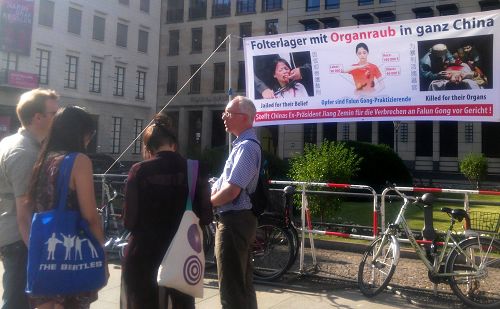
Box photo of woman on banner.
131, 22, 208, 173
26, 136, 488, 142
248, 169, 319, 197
253, 52, 313, 99
342, 42, 384, 93
418, 35, 493, 91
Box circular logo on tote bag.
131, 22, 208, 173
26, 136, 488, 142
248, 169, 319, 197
183, 255, 202, 285
187, 224, 202, 253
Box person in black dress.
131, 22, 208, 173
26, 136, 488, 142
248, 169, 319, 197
121, 115, 212, 309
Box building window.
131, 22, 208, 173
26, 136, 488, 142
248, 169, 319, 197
323, 123, 337, 141
353, 13, 374, 25
341, 123, 350, 141
116, 23, 128, 47
356, 122, 372, 143
167, 66, 178, 94
482, 123, 500, 157
358, 0, 373, 5
213, 62, 225, 92
237, 61, 245, 91
140, 0, 150, 13
189, 64, 201, 94
300, 19, 320, 31
212, 0, 230, 17
138, 29, 149, 53
412, 7, 434, 19
136, 70, 146, 100
375, 11, 396, 23
400, 123, 408, 143
265, 19, 278, 35
189, 0, 207, 20
380, 0, 393, 3
89, 61, 102, 93
2, 53, 18, 71
479, 0, 500, 11
239, 22, 251, 49
68, 7, 82, 35
262, 0, 282, 11
415, 121, 433, 156
304, 124, 317, 146
306, 0, 320, 12
36, 49, 50, 85
325, 0, 340, 9
320, 17, 339, 28
93, 16, 105, 41
440, 122, 458, 157
237, 0, 255, 14
166, 0, 184, 23
168, 30, 180, 55
133, 119, 143, 154
465, 123, 474, 143
64, 55, 78, 89
38, 0, 54, 27
215, 25, 227, 51
114, 66, 125, 96
437, 4, 458, 16
111, 117, 122, 154
191, 28, 202, 53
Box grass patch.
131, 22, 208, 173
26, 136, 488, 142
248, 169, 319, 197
322, 194, 500, 233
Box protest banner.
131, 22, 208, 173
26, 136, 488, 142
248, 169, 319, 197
243, 10, 499, 126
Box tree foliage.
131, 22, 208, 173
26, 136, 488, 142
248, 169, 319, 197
459, 153, 488, 189
288, 141, 362, 220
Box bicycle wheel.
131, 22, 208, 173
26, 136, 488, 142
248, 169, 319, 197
447, 237, 500, 308
358, 235, 399, 297
253, 224, 294, 281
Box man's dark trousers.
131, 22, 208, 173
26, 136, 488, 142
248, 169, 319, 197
215, 210, 257, 309
1, 240, 30, 309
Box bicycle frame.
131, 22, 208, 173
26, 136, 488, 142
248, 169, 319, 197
377, 192, 492, 279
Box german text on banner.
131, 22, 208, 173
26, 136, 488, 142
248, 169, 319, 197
243, 10, 500, 126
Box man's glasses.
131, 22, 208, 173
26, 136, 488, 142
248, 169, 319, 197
221, 111, 246, 118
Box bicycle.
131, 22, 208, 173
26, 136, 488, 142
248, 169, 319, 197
96, 177, 129, 259
202, 184, 299, 281
357, 186, 500, 308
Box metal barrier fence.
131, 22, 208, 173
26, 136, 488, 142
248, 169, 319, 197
270, 180, 377, 273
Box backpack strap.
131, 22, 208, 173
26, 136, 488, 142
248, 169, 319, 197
244, 139, 262, 195
186, 159, 199, 211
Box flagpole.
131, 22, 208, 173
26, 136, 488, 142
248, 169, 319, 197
227, 34, 233, 153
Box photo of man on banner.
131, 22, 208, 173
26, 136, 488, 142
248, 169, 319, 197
418, 34, 493, 91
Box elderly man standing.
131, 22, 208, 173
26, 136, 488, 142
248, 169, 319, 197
211, 96, 260, 309
0, 89, 59, 309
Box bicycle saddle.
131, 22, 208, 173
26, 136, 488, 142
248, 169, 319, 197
441, 207, 468, 222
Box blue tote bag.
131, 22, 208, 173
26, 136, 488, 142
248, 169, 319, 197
26, 153, 106, 296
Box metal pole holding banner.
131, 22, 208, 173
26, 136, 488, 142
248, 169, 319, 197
299, 184, 306, 273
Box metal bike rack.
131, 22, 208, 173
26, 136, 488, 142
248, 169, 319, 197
381, 186, 500, 244
270, 180, 377, 274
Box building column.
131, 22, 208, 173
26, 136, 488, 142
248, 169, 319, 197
178, 107, 188, 156
201, 107, 212, 150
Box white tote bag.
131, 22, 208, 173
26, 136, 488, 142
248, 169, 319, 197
157, 160, 205, 298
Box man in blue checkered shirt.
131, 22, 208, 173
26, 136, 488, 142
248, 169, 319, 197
211, 96, 260, 309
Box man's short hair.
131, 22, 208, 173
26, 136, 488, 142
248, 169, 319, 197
16, 88, 59, 127
233, 96, 256, 123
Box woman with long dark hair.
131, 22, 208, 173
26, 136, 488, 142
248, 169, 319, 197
28, 106, 105, 309
272, 58, 309, 98
121, 114, 212, 309
343, 42, 384, 93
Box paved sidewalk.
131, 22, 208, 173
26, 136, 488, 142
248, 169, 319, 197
0, 262, 419, 308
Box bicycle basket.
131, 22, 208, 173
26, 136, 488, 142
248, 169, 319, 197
468, 211, 500, 234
